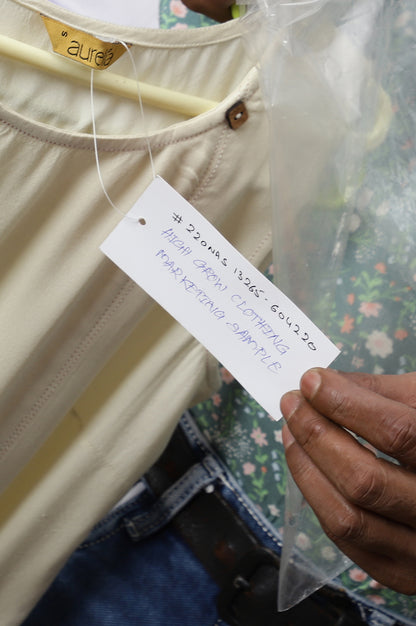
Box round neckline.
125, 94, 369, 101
0, 65, 259, 151
3, 1, 260, 150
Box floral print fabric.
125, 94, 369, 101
160, 1, 416, 621
159, 0, 217, 29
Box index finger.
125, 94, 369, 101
300, 368, 416, 469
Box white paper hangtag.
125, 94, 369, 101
100, 177, 340, 421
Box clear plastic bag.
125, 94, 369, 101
243, 0, 396, 611
258, 0, 393, 328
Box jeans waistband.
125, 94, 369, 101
82, 412, 406, 626
128, 413, 373, 626
125, 452, 224, 541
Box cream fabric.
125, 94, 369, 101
0, 1, 272, 623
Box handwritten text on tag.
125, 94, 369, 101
100, 177, 340, 421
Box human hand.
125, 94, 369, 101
181, 0, 234, 22
280, 368, 416, 594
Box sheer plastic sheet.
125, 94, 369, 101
243, 0, 396, 611
256, 0, 393, 327
278, 471, 351, 611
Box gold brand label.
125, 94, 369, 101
42, 16, 128, 70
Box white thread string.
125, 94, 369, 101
90, 69, 125, 216
120, 41, 156, 181
90, 40, 156, 217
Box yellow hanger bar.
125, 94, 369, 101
0, 34, 219, 118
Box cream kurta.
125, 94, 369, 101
0, 1, 272, 623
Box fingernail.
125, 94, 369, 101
280, 392, 301, 421
282, 424, 295, 449
301, 369, 321, 399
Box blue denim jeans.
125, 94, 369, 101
23, 412, 409, 626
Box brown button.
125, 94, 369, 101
225, 100, 248, 130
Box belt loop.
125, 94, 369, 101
124, 453, 224, 541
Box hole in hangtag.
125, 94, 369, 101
138, 217, 146, 225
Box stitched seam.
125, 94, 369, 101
125, 33, 246, 50
0, 278, 134, 460
0, 71, 258, 152
189, 125, 229, 205
247, 230, 272, 263
128, 460, 221, 537
181, 412, 212, 459
222, 475, 282, 550
136, 472, 209, 527
0, 114, 224, 153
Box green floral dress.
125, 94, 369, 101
159, 0, 217, 29
161, 1, 416, 621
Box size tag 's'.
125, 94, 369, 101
100, 177, 340, 421
42, 16, 128, 70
